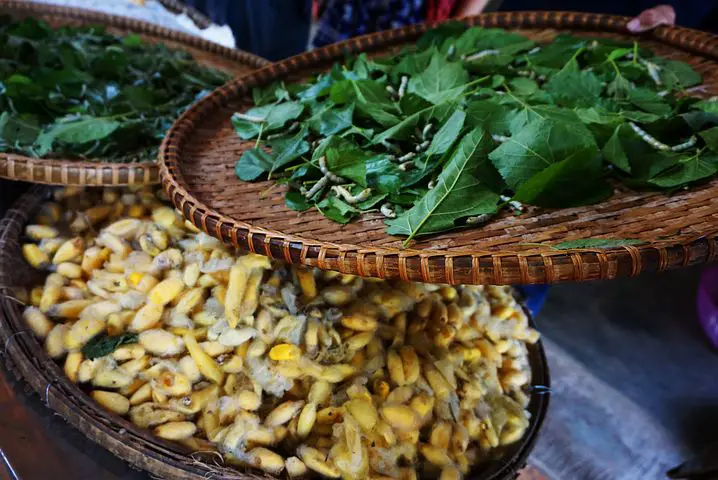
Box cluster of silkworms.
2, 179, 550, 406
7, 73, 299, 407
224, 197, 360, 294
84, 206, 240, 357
19, 186, 538, 480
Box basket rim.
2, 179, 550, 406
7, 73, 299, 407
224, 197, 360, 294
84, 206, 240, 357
0, 186, 550, 480
158, 11, 718, 285
0, 0, 270, 187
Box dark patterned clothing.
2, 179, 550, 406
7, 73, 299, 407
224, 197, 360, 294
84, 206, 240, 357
312, 0, 426, 49
183, 0, 312, 61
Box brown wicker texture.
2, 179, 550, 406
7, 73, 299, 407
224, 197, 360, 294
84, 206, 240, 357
0, 0, 269, 187
156, 0, 213, 29
159, 12, 718, 285
0, 187, 549, 480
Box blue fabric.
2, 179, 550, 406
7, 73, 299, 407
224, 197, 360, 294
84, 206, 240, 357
516, 285, 550, 318
312, 0, 426, 49
182, 0, 312, 60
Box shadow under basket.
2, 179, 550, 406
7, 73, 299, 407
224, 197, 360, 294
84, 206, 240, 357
0, 186, 550, 480
0, 0, 269, 187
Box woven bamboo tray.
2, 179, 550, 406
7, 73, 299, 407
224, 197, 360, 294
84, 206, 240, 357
0, 0, 269, 187
0, 186, 550, 480
160, 12, 718, 285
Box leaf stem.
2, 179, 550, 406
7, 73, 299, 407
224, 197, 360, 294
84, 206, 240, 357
608, 58, 622, 78
563, 47, 585, 70
255, 123, 265, 149
504, 85, 543, 120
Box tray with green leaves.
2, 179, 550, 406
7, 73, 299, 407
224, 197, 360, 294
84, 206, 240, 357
160, 12, 718, 285
0, 1, 267, 186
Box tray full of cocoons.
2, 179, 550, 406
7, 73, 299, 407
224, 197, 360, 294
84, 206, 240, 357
0, 186, 548, 480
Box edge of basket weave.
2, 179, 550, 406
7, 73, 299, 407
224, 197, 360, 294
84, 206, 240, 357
158, 11, 718, 285
0, 187, 549, 480
156, 0, 213, 30
0, 0, 269, 187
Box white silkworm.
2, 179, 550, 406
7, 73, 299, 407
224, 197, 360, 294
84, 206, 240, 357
380, 203, 396, 218
500, 195, 512, 202
686, 85, 707, 94
428, 179, 436, 190
305, 175, 329, 199
447, 44, 456, 58
492, 134, 510, 143
527, 47, 541, 55
640, 59, 662, 86
657, 90, 669, 97
331, 185, 372, 204
465, 214, 492, 225
629, 124, 696, 152
508, 200, 524, 212
233, 112, 265, 123
415, 140, 430, 152
386, 85, 397, 95
398, 152, 416, 162
318, 156, 344, 183
398, 161, 413, 171
629, 123, 670, 151
422, 123, 433, 140
464, 49, 500, 62
671, 136, 697, 152
266, 122, 299, 140
398, 76, 408, 99
380, 139, 401, 153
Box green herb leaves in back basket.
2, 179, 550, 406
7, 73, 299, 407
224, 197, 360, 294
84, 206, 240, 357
0, 17, 230, 162
233, 24, 715, 243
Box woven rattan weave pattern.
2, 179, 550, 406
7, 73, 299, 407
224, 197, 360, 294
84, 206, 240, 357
0, 187, 549, 480
159, 12, 718, 285
0, 0, 269, 186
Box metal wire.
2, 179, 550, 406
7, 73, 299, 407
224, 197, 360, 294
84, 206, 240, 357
529, 385, 552, 395
2, 330, 30, 358
43, 378, 58, 409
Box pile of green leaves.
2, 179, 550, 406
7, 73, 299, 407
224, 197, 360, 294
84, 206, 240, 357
0, 17, 229, 162
234, 22, 718, 243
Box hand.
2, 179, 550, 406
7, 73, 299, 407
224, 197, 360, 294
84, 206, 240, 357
454, 0, 490, 18
626, 5, 676, 33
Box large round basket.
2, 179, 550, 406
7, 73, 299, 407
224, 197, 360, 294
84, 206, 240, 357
0, 186, 550, 480
160, 12, 718, 285
0, 1, 269, 187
